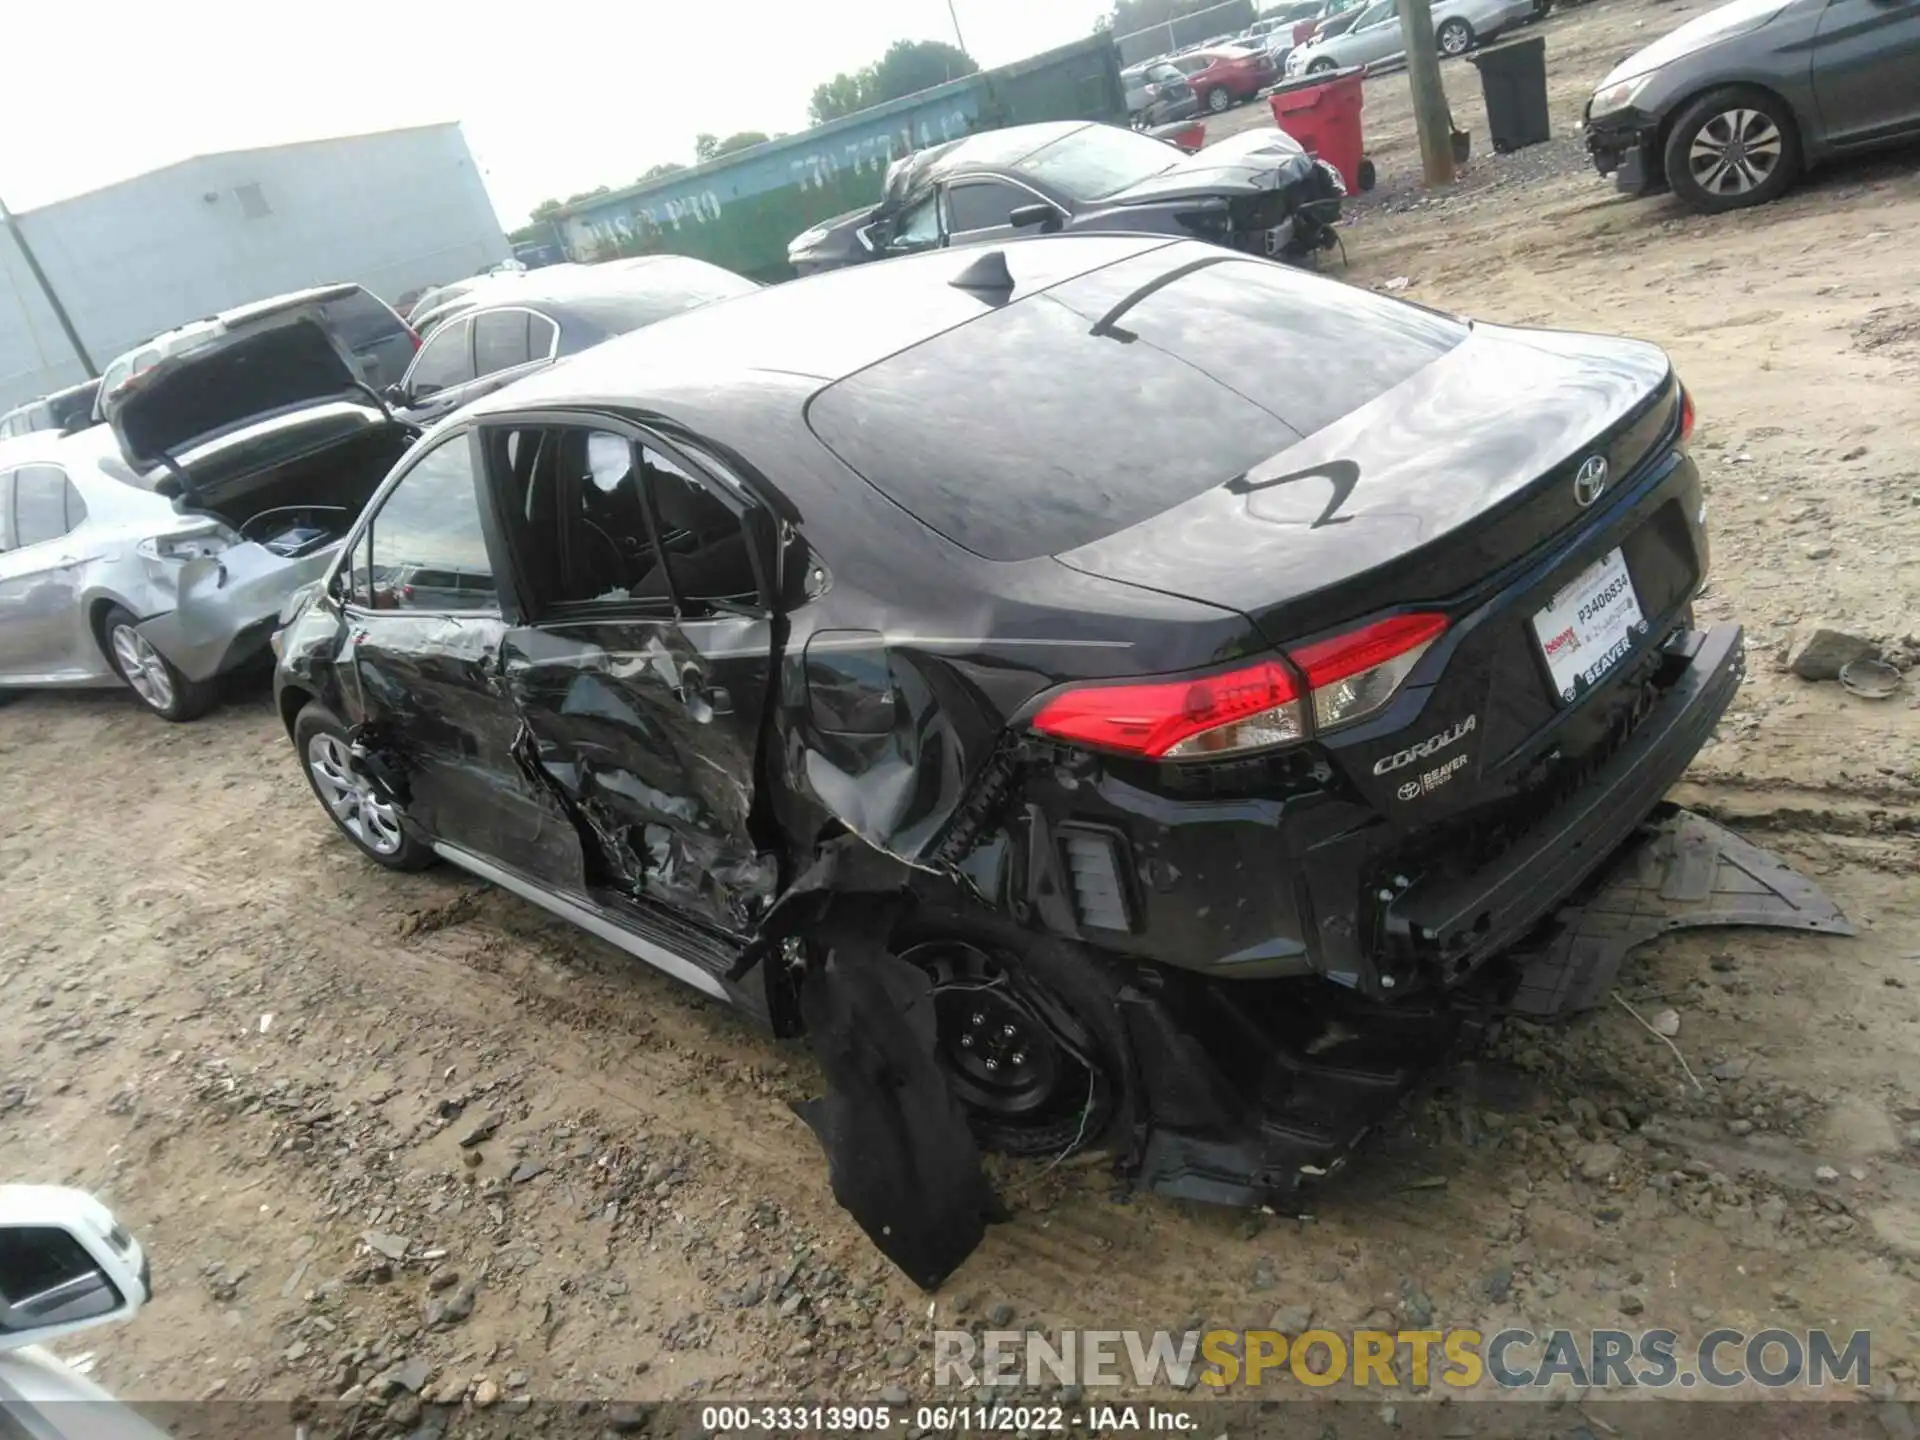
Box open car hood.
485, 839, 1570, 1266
107, 315, 377, 473
1103, 127, 1313, 203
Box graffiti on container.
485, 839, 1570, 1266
578, 101, 977, 252
588, 191, 725, 250
789, 107, 977, 193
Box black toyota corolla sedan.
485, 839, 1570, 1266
272, 234, 1738, 1286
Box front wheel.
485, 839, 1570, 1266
1307, 57, 1337, 74
1662, 87, 1801, 212
101, 605, 217, 721
1206, 85, 1232, 113
295, 701, 436, 871
1437, 17, 1473, 54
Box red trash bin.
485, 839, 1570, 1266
1267, 68, 1367, 195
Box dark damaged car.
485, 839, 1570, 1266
273, 235, 1745, 1286
787, 121, 1344, 276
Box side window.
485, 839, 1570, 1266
13, 466, 74, 548
472, 310, 533, 376
891, 196, 942, 249
406, 317, 475, 397
945, 181, 1030, 235
493, 426, 761, 617
360, 438, 496, 612
0, 473, 14, 550
526, 313, 558, 359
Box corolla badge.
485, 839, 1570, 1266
1372, 714, 1477, 775
1573, 454, 1610, 508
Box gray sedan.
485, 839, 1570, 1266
1285, 0, 1534, 71
1585, 0, 1920, 211
0, 428, 336, 720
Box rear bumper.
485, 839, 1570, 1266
1384, 621, 1744, 973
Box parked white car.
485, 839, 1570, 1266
0, 1184, 166, 1440
1286, 0, 1532, 70
0, 311, 415, 721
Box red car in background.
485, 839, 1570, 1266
1166, 44, 1278, 113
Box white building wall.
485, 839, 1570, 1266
0, 123, 508, 409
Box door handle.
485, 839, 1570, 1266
673, 666, 732, 719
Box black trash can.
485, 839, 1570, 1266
1469, 34, 1550, 152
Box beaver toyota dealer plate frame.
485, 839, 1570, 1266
1531, 547, 1646, 702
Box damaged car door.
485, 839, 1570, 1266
487, 419, 781, 945
337, 431, 584, 881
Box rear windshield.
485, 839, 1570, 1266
1012, 126, 1180, 201
809, 257, 1466, 562
317, 288, 409, 351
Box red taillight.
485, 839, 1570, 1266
1031, 660, 1304, 759
1030, 611, 1448, 761
407, 325, 422, 351
1288, 612, 1449, 731
1679, 386, 1695, 445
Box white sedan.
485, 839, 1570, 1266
0, 427, 343, 721
1286, 0, 1533, 71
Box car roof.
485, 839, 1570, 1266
0, 421, 122, 471
464, 235, 1182, 417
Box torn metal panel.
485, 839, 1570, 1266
131, 541, 336, 682
501, 619, 778, 935
794, 936, 1003, 1290
1504, 805, 1855, 1018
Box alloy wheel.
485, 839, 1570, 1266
1207, 87, 1232, 113
1438, 20, 1471, 54
1687, 108, 1783, 196
307, 732, 406, 856
110, 624, 175, 713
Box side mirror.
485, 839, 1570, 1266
1009, 203, 1062, 233
0, 1186, 150, 1353
382, 383, 407, 406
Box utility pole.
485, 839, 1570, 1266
945, 0, 969, 53
0, 194, 96, 377
1397, 0, 1458, 188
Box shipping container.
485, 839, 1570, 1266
556, 35, 1126, 282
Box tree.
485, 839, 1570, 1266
807, 39, 979, 124
695, 131, 771, 163
808, 72, 868, 125
638, 161, 686, 182
529, 198, 565, 222
868, 39, 977, 103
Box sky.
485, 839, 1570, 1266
6, 0, 1111, 229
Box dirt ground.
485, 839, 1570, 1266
6, 1, 1920, 1428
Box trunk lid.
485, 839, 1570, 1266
106, 316, 403, 506
1053, 322, 1677, 645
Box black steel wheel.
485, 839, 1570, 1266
895, 917, 1123, 1159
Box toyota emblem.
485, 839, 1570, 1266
1573, 455, 1610, 507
